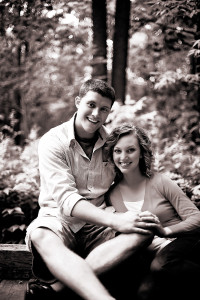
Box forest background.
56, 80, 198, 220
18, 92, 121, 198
0, 0, 200, 244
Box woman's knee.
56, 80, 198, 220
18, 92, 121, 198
150, 257, 163, 273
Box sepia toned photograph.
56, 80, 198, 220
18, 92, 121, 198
0, 1, 200, 299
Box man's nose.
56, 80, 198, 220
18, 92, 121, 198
92, 108, 100, 116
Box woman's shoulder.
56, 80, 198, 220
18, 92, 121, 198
147, 172, 173, 191
148, 172, 172, 183
109, 183, 121, 198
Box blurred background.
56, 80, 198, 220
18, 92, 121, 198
0, 0, 199, 244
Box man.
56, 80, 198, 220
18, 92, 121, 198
25, 79, 153, 300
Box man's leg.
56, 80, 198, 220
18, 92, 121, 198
31, 228, 115, 300
85, 232, 153, 275
84, 231, 153, 300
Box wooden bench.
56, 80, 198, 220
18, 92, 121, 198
0, 244, 32, 300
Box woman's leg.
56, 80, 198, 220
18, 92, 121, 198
138, 234, 200, 300
151, 234, 200, 274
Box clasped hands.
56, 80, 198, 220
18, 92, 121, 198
115, 210, 166, 237
138, 211, 166, 237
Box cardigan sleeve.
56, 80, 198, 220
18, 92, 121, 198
159, 174, 200, 236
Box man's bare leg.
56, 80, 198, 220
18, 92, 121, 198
31, 229, 152, 299
86, 232, 153, 275
31, 228, 116, 300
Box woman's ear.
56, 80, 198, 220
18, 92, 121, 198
75, 96, 81, 108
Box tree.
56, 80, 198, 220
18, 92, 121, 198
112, 0, 131, 103
0, 0, 91, 141
91, 0, 107, 81
193, 0, 200, 113
0, 0, 55, 144
91, 0, 131, 102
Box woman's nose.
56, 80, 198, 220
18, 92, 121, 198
121, 151, 128, 160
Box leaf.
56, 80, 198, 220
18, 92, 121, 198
2, 207, 24, 216
3, 187, 11, 195
3, 224, 26, 233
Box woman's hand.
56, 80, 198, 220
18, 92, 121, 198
138, 211, 171, 237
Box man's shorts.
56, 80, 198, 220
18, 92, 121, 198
25, 215, 117, 283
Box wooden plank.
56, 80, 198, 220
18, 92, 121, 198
0, 280, 28, 300
0, 244, 32, 279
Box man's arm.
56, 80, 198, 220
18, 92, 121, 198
69, 199, 156, 235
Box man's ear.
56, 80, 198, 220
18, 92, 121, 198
75, 96, 81, 108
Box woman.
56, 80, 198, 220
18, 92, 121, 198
104, 123, 200, 300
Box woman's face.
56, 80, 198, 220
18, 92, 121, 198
113, 132, 141, 175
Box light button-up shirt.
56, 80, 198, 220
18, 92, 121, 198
37, 114, 115, 232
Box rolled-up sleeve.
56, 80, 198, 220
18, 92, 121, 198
38, 133, 84, 216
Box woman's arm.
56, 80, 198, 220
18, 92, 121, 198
150, 174, 200, 237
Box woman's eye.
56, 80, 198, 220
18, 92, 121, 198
114, 149, 121, 154
128, 148, 135, 153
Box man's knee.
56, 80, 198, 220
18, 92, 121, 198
31, 227, 55, 250
129, 233, 153, 247
122, 233, 153, 254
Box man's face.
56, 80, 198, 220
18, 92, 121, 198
75, 91, 112, 138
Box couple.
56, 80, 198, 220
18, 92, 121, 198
25, 79, 200, 300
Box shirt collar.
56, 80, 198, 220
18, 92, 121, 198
69, 113, 109, 146
68, 113, 77, 147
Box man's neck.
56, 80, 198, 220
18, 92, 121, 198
75, 132, 98, 159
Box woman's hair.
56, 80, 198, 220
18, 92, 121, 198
104, 123, 154, 182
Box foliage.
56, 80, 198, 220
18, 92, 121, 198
0, 0, 92, 140
0, 137, 40, 243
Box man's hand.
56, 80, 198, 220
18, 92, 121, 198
111, 211, 157, 235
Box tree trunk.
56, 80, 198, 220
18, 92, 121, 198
91, 0, 107, 81
13, 2, 31, 145
112, 0, 131, 103
13, 88, 23, 145
195, 0, 200, 114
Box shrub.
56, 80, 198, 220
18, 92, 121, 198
0, 138, 40, 244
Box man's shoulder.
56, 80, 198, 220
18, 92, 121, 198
39, 117, 74, 148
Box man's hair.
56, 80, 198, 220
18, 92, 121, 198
79, 79, 115, 105
104, 124, 154, 181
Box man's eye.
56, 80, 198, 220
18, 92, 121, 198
101, 107, 110, 112
88, 103, 95, 108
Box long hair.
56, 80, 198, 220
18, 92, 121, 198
104, 124, 154, 184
